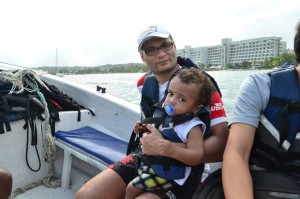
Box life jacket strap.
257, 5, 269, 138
288, 101, 300, 112
142, 155, 187, 169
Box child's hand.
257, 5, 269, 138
134, 122, 150, 134
134, 122, 142, 134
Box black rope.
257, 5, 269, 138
25, 100, 41, 172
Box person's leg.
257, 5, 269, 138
136, 192, 160, 199
0, 168, 12, 199
75, 169, 126, 199
75, 153, 139, 199
125, 181, 144, 199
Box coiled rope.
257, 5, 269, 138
1, 69, 61, 198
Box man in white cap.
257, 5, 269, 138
75, 26, 229, 199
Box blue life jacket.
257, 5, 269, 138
138, 57, 216, 180
144, 125, 186, 180
251, 68, 300, 172
143, 112, 208, 180
126, 57, 221, 182
127, 57, 220, 155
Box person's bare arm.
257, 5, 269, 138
201, 122, 229, 163
157, 125, 204, 166
0, 168, 12, 199
222, 123, 256, 199
140, 122, 228, 164
140, 124, 187, 155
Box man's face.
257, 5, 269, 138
140, 37, 177, 76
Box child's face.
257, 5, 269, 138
165, 76, 200, 116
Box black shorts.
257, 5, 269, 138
109, 153, 199, 199
109, 153, 139, 184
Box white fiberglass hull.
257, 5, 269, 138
1, 72, 140, 198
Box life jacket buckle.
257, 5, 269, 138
288, 101, 300, 112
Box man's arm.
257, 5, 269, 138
201, 122, 228, 163
201, 90, 229, 163
222, 123, 256, 199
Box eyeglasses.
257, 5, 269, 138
142, 42, 174, 56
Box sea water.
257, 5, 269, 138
64, 70, 272, 120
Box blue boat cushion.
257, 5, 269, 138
54, 126, 128, 165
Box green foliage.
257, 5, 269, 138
38, 52, 297, 74
240, 61, 252, 69
271, 53, 296, 68
38, 63, 148, 75
224, 52, 296, 70
261, 58, 272, 69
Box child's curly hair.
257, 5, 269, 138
177, 68, 213, 105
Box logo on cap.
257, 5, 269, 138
139, 26, 158, 41
137, 25, 170, 51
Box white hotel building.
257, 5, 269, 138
176, 37, 287, 69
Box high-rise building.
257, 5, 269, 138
177, 37, 287, 69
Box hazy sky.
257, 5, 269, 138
0, 0, 299, 67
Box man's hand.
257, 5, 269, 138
158, 139, 173, 156
140, 124, 163, 155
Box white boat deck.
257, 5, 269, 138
15, 186, 76, 199
13, 162, 222, 199
13, 155, 100, 199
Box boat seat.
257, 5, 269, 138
54, 126, 128, 189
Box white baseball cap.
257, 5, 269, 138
137, 26, 170, 51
